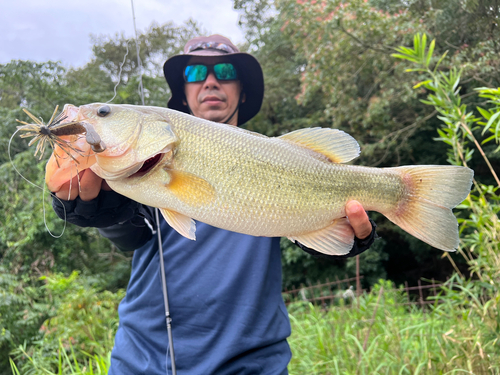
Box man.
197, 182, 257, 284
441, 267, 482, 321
52, 35, 376, 374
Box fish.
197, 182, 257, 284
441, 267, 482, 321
39, 103, 473, 255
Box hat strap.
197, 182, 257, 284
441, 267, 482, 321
222, 91, 244, 125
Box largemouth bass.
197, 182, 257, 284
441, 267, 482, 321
43, 103, 473, 255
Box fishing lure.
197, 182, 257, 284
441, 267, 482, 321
16, 105, 106, 167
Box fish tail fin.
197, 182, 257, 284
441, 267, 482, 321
383, 165, 473, 251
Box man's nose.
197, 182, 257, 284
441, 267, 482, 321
204, 72, 220, 89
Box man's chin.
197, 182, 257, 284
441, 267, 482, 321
194, 106, 237, 124
203, 111, 230, 123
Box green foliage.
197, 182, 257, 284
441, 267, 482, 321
0, 267, 49, 372
272, 0, 500, 167
9, 272, 121, 374
88, 20, 203, 106
0, 20, 205, 371
392, 32, 500, 262
477, 87, 500, 147
390, 33, 500, 374
40, 272, 124, 355
281, 237, 388, 290
278, 0, 428, 165
287, 280, 500, 373
0, 149, 123, 279
10, 341, 111, 375
250, 0, 499, 289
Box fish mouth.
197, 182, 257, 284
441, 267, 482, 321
129, 153, 164, 178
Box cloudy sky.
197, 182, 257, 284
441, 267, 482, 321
0, 0, 245, 68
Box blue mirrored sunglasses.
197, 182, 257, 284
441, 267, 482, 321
184, 63, 238, 83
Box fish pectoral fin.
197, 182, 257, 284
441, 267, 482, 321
279, 128, 360, 163
288, 218, 354, 256
165, 169, 216, 207
160, 208, 197, 240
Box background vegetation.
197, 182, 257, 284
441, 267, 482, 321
1, 0, 499, 373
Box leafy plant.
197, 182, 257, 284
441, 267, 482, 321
9, 272, 122, 374
392, 34, 500, 276
10, 340, 111, 375
391, 33, 500, 373
288, 280, 500, 374
0, 267, 50, 372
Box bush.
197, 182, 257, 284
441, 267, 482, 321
9, 272, 123, 374
288, 280, 500, 373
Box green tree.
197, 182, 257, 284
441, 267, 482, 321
0, 20, 206, 372
235, 0, 499, 288
86, 20, 203, 106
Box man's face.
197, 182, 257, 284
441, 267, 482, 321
183, 56, 243, 126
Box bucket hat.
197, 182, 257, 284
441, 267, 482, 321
163, 34, 264, 125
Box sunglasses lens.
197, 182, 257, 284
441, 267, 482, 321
214, 63, 237, 80
184, 63, 237, 82
184, 65, 207, 82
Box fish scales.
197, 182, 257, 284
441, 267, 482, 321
42, 103, 473, 255
139, 110, 405, 236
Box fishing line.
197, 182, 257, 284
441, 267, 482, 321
107, 42, 130, 104
165, 314, 171, 375
8, 129, 67, 238
156, 207, 176, 375
131, 0, 145, 106
129, 0, 177, 373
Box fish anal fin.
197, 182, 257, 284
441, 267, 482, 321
166, 169, 216, 207
279, 128, 360, 163
160, 208, 196, 240
289, 218, 354, 256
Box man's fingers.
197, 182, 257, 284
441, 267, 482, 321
79, 169, 104, 201
346, 200, 372, 240
102, 180, 112, 191
54, 169, 105, 201
55, 173, 81, 201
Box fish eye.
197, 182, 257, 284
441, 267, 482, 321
97, 105, 111, 117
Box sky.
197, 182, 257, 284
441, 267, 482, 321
0, 0, 245, 68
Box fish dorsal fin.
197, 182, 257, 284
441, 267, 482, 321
279, 128, 360, 163
165, 169, 216, 207
160, 208, 197, 240
288, 218, 354, 255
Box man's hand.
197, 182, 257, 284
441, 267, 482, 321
55, 169, 111, 201
346, 200, 372, 240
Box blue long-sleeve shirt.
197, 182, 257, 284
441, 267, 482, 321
52, 191, 376, 374
108, 218, 291, 374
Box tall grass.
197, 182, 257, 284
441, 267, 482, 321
10, 340, 110, 375
12, 279, 500, 374
9, 272, 120, 374
287, 280, 500, 374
